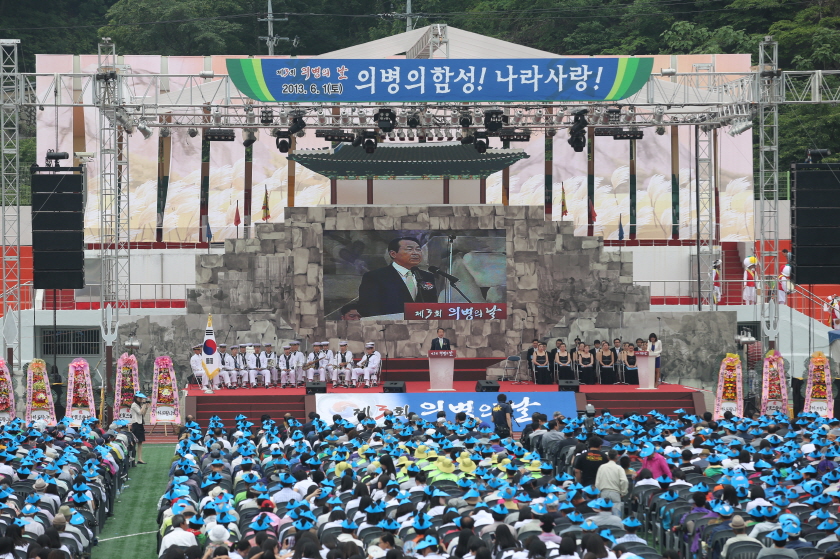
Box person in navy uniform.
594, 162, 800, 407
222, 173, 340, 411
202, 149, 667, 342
430, 328, 450, 350
357, 236, 438, 317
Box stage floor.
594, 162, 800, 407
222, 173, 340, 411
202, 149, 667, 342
184, 380, 698, 398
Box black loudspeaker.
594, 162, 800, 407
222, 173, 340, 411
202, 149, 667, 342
475, 380, 500, 392
791, 163, 840, 284
383, 381, 405, 393
558, 379, 580, 392
31, 173, 85, 290
305, 381, 327, 394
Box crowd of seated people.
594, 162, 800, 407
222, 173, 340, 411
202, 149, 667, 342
526, 335, 662, 386
0, 414, 137, 559
156, 403, 840, 559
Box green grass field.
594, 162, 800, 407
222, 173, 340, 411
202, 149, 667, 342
94, 444, 173, 558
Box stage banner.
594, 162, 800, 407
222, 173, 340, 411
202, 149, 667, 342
151, 356, 180, 425
0, 359, 15, 424
65, 358, 95, 427
315, 391, 577, 432
227, 57, 654, 104
805, 351, 833, 417
25, 359, 56, 425
115, 353, 139, 422
714, 353, 743, 419
405, 303, 507, 320
761, 350, 788, 416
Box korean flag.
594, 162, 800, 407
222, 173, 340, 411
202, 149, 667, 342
202, 314, 221, 380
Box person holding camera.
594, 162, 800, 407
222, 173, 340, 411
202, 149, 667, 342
130, 392, 150, 464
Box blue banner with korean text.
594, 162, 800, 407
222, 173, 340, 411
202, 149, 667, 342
315, 391, 577, 432
227, 57, 654, 103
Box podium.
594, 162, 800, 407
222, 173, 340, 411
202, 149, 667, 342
428, 350, 457, 391
635, 351, 656, 390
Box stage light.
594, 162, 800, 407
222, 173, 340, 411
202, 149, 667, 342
760, 69, 782, 78
499, 129, 531, 142
484, 109, 505, 132
159, 127, 171, 138
474, 131, 488, 153
607, 107, 622, 125
661, 68, 677, 76
655, 126, 666, 136
727, 120, 753, 136
376, 109, 396, 133
275, 130, 291, 153
546, 128, 557, 137
206, 128, 236, 141
260, 108, 274, 125
114, 107, 135, 134
407, 112, 420, 128
460, 134, 475, 145
136, 120, 153, 140
351, 134, 362, 147
653, 106, 665, 125
199, 70, 215, 79
242, 129, 257, 147
315, 129, 356, 142
363, 138, 377, 153
459, 113, 472, 128
212, 107, 222, 124
187, 128, 198, 138
288, 116, 306, 135
806, 148, 831, 162
568, 113, 589, 152
613, 129, 644, 140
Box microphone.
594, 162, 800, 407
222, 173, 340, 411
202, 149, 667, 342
428, 266, 460, 284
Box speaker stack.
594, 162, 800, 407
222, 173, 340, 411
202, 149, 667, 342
31, 173, 85, 289
791, 163, 840, 284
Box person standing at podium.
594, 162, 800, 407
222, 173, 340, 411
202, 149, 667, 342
430, 328, 450, 350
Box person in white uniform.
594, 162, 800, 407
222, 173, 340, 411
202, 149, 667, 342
352, 343, 381, 388
306, 342, 327, 382
215, 343, 232, 389
778, 265, 793, 306
252, 342, 270, 387
278, 345, 296, 388
320, 341, 335, 383
190, 345, 207, 389
243, 344, 259, 388
331, 341, 354, 387
220, 344, 237, 390
235, 344, 248, 387
290, 341, 305, 386
261, 342, 278, 386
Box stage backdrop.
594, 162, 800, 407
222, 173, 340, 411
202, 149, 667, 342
324, 230, 506, 320
315, 391, 577, 432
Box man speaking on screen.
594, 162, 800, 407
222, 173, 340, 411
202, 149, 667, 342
357, 236, 438, 317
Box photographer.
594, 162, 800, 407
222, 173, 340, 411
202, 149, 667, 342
130, 392, 151, 464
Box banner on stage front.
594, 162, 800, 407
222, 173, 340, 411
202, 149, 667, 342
151, 356, 180, 425
805, 351, 833, 417
25, 359, 56, 425
65, 358, 95, 427
227, 57, 654, 103
115, 353, 139, 422
0, 359, 15, 424
315, 391, 577, 432
714, 353, 743, 419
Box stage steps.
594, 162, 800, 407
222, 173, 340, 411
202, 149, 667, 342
720, 242, 742, 305
583, 388, 699, 417
382, 357, 502, 382
193, 394, 306, 425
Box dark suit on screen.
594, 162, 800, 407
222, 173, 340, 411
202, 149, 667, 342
357, 264, 438, 317
431, 337, 451, 350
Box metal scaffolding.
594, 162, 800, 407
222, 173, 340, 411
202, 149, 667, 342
695, 126, 715, 309
0, 39, 20, 374
95, 39, 131, 323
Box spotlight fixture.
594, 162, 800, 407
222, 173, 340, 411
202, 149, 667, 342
136, 120, 153, 140
727, 120, 753, 136
275, 130, 291, 153
806, 149, 831, 162
594, 127, 622, 137
288, 116, 306, 135
260, 108, 274, 125
187, 128, 198, 138
661, 68, 677, 76
653, 106, 665, 125
375, 109, 396, 133
498, 129, 531, 142
484, 109, 505, 132
568, 112, 589, 152
114, 107, 135, 134
242, 129, 257, 148
315, 129, 356, 143
212, 107, 222, 124
460, 133, 475, 145
655, 126, 666, 136
760, 69, 782, 79
159, 127, 171, 138
407, 112, 421, 128
458, 113, 473, 128
351, 134, 363, 147
607, 107, 622, 125
206, 128, 236, 141
613, 130, 644, 140
44, 150, 69, 167
362, 130, 378, 154
474, 131, 488, 153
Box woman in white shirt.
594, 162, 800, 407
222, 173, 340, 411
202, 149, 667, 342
647, 334, 662, 387
130, 393, 151, 464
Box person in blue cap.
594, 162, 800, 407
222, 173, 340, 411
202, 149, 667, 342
130, 392, 150, 464
756, 529, 796, 559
